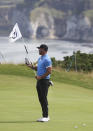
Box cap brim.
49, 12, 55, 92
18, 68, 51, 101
37, 47, 40, 49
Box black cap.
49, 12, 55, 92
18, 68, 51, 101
37, 44, 48, 51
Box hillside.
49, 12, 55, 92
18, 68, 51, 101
0, 64, 93, 131
0, 64, 93, 90
0, 73, 93, 131
0, 0, 93, 41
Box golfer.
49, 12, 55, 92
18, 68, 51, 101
26, 44, 52, 122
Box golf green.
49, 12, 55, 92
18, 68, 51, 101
0, 74, 93, 131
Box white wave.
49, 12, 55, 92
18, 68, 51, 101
0, 37, 93, 64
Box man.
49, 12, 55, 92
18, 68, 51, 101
26, 44, 52, 122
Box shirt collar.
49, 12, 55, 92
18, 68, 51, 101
41, 54, 47, 59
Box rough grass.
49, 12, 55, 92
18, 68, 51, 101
52, 68, 93, 90
0, 64, 93, 90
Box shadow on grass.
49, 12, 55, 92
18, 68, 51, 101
0, 121, 39, 124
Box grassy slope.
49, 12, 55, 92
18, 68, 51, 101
0, 64, 93, 89
52, 68, 93, 90
0, 74, 93, 131
0, 64, 93, 131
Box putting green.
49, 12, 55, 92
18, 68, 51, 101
0, 74, 93, 131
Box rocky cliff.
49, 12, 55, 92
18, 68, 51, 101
30, 6, 93, 42
0, 0, 93, 42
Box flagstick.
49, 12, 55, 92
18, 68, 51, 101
9, 23, 36, 76
21, 37, 36, 76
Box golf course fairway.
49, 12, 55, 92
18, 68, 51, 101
0, 73, 93, 131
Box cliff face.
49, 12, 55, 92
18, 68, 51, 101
0, 0, 93, 42
28, 0, 93, 42
30, 7, 93, 42
64, 16, 93, 42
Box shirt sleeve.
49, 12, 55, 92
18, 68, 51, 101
44, 59, 52, 68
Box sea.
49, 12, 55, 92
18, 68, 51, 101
0, 37, 93, 64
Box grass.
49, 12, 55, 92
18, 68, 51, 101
0, 64, 34, 78
0, 64, 93, 89
52, 68, 93, 90
0, 64, 93, 131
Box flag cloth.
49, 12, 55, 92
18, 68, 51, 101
9, 23, 22, 43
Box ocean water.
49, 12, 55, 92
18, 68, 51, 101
0, 37, 93, 64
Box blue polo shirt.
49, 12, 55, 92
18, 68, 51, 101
37, 54, 52, 79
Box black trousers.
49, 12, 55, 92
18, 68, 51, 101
36, 79, 49, 117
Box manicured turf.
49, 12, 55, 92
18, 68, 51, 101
0, 74, 93, 131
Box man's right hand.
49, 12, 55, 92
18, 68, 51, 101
26, 61, 37, 71
26, 63, 33, 68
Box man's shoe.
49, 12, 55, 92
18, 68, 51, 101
37, 117, 50, 122
49, 81, 53, 86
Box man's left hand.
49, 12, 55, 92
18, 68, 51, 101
35, 76, 42, 80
